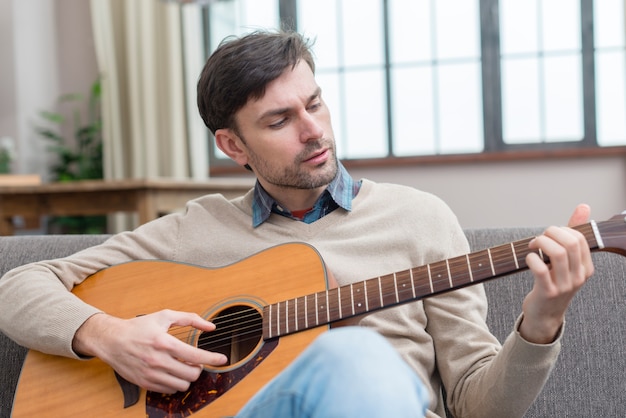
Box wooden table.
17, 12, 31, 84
0, 178, 254, 235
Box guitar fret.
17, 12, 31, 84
510, 242, 519, 269
325, 291, 330, 321
487, 248, 496, 276
378, 277, 383, 306
304, 295, 308, 329
268, 304, 273, 338
285, 300, 289, 334
427, 264, 434, 293
350, 284, 355, 316
394, 273, 399, 303
445, 259, 452, 287
590, 219, 605, 248
315, 293, 319, 326
337, 286, 342, 319
410, 268, 416, 298
364, 280, 369, 311
466, 254, 474, 282
294, 298, 298, 332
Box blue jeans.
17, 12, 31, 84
236, 327, 429, 418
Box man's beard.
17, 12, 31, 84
248, 140, 338, 190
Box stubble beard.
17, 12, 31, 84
249, 140, 338, 191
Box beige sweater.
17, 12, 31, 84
0, 179, 560, 417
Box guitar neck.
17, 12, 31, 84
262, 217, 624, 340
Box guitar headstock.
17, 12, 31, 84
594, 211, 626, 257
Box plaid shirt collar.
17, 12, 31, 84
251, 161, 360, 227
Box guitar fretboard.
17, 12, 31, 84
262, 222, 602, 340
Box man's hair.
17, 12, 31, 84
197, 30, 316, 134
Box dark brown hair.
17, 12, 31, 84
197, 30, 316, 134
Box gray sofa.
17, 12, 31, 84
1, 229, 625, 417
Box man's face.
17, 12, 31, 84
223, 60, 338, 192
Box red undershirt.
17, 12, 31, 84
291, 208, 313, 220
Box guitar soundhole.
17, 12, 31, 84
198, 305, 263, 366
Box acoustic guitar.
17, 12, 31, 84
11, 213, 626, 417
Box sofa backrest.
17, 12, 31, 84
1, 229, 625, 417
465, 227, 626, 417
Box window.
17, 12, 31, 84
499, 0, 584, 144
196, 0, 626, 167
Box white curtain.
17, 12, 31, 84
89, 0, 208, 231
89, 0, 206, 181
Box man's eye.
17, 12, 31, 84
269, 119, 287, 129
308, 102, 322, 112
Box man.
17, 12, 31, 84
0, 31, 593, 417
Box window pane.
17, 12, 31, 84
435, 0, 480, 60
594, 0, 625, 48
390, 0, 481, 156
500, 0, 582, 145
502, 58, 541, 143
341, 0, 384, 67
343, 69, 387, 158
389, 0, 432, 63
544, 55, 583, 141
500, 0, 538, 55
438, 62, 484, 153
298, 0, 339, 68
208, 0, 279, 52
594, 0, 626, 146
596, 51, 626, 146
542, 0, 580, 52
392, 66, 436, 155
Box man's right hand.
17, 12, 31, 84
72, 310, 228, 393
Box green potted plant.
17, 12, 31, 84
0, 137, 15, 174
36, 79, 106, 234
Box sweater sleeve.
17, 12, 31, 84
424, 222, 562, 418
0, 211, 186, 358
426, 288, 561, 418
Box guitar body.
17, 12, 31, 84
12, 243, 329, 417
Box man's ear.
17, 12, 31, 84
215, 128, 249, 167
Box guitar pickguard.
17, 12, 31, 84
146, 339, 278, 417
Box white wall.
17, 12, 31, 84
349, 155, 626, 228
2, 1, 625, 228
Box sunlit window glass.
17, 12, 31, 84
391, 0, 482, 156
594, 0, 626, 146
208, 0, 278, 51
500, 0, 584, 144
